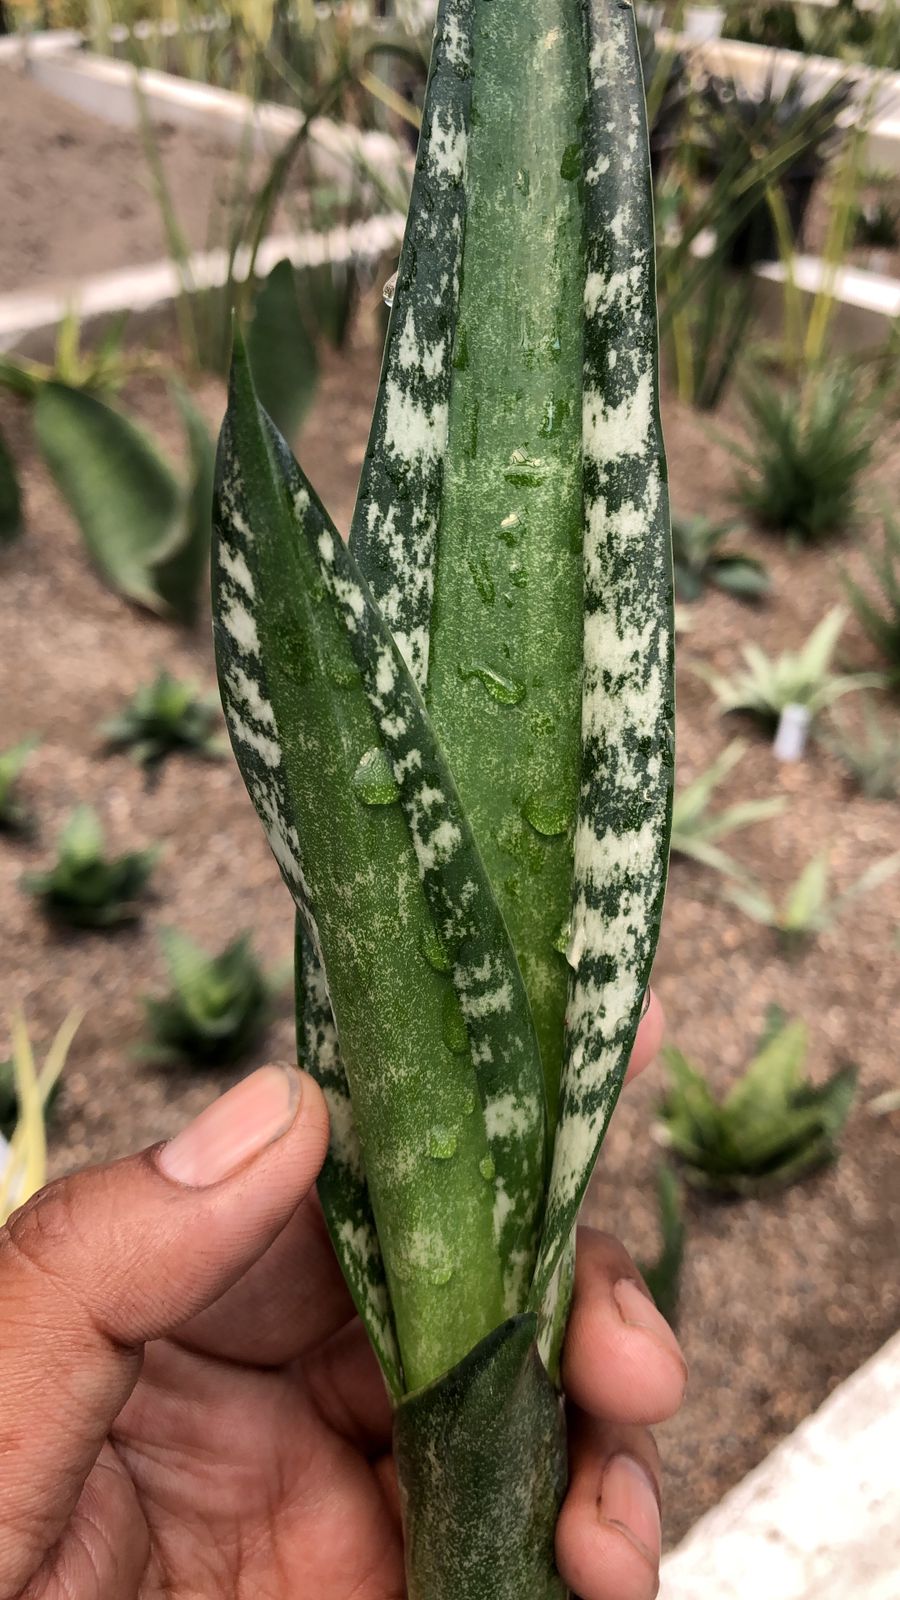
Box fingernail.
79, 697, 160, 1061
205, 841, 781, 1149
599, 1453, 661, 1567
614, 1276, 688, 1388
157, 1065, 302, 1187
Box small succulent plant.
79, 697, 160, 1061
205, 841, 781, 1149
657, 1010, 857, 1195
23, 805, 157, 928
101, 671, 226, 773
672, 513, 769, 604
698, 606, 883, 730
844, 509, 900, 685
139, 928, 282, 1066
0, 739, 39, 832
824, 699, 900, 800
725, 847, 900, 950
671, 739, 785, 879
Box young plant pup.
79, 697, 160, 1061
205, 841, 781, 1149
212, 1, 674, 1594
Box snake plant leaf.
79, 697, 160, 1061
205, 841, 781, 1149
296, 917, 403, 1399
394, 1314, 567, 1600
247, 258, 319, 443
213, 335, 547, 1387
533, 0, 674, 1304
34, 383, 184, 613
0, 418, 22, 542
350, 0, 474, 691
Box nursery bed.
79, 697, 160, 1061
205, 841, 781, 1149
1, 331, 899, 1549
0, 63, 313, 293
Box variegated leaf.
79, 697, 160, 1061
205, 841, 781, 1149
350, 0, 474, 691
295, 917, 403, 1399
532, 0, 674, 1305
213, 338, 547, 1386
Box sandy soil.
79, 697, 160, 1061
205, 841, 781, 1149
0, 63, 312, 293
1, 333, 899, 1549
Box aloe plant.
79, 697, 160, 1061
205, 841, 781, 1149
672, 738, 785, 878
139, 928, 281, 1065
726, 847, 900, 950
24, 805, 157, 928
0, 738, 38, 833
657, 1011, 857, 1194
213, 2, 673, 1595
734, 366, 875, 543
844, 509, 900, 684
672, 513, 769, 604
698, 605, 883, 730
101, 671, 225, 772
824, 698, 900, 800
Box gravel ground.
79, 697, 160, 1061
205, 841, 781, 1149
1, 330, 899, 1548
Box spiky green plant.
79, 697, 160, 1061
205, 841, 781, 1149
734, 366, 875, 543
101, 670, 226, 772
23, 805, 157, 928
657, 1011, 857, 1194
844, 510, 900, 684
0, 739, 39, 833
824, 698, 900, 799
672, 513, 769, 604
139, 928, 281, 1065
212, 3, 674, 1595
672, 739, 785, 879
637, 1166, 685, 1327
726, 848, 900, 950
698, 606, 883, 730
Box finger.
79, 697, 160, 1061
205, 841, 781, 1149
563, 1228, 687, 1426
0, 1064, 328, 1597
182, 988, 664, 1366
624, 989, 664, 1085
175, 1188, 357, 1367
301, 1317, 395, 1453
557, 1411, 662, 1600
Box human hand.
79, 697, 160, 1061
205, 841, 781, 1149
0, 991, 683, 1600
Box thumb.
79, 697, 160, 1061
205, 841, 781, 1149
0, 1064, 328, 1595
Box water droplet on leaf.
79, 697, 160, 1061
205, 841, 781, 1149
427, 1126, 458, 1160
430, 1262, 453, 1286
479, 1156, 495, 1181
459, 664, 526, 706
442, 987, 470, 1054
421, 922, 453, 973
551, 919, 570, 955
382, 271, 398, 308
352, 747, 399, 806
468, 554, 495, 605
524, 794, 569, 836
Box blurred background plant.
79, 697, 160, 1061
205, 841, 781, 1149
101, 670, 225, 774
23, 805, 158, 928
138, 928, 284, 1066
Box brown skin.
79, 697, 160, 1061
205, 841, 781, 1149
0, 993, 683, 1600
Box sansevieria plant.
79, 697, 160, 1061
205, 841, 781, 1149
212, 1, 674, 1594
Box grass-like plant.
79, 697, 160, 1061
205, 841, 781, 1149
734, 366, 875, 543
637, 1166, 686, 1327
672, 513, 769, 604
824, 699, 900, 800
0, 1011, 81, 1225
672, 739, 785, 879
657, 1010, 857, 1195
24, 805, 157, 928
698, 605, 882, 730
844, 510, 900, 684
139, 929, 281, 1066
726, 847, 900, 950
211, 2, 674, 1593
0, 738, 39, 833
101, 670, 226, 772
